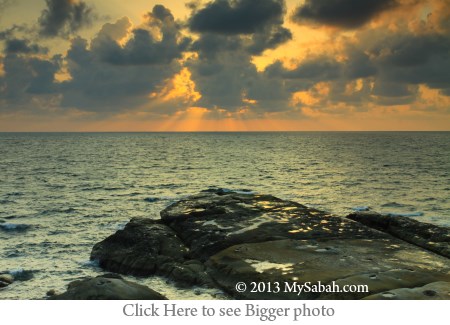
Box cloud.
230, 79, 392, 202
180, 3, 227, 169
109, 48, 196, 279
1, 5, 191, 114
38, 0, 94, 37
188, 0, 291, 56
186, 45, 291, 114
59, 6, 190, 112
189, 0, 285, 34
4, 38, 47, 55
0, 53, 61, 109
292, 0, 400, 29
182, 0, 293, 114
60, 34, 175, 111
267, 57, 342, 81
368, 32, 450, 95
1, 0, 449, 122
93, 7, 190, 66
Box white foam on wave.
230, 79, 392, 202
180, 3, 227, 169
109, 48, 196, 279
220, 188, 255, 195
78, 259, 99, 267
9, 268, 25, 276
0, 223, 30, 231
8, 268, 34, 281
352, 206, 370, 212
115, 222, 127, 230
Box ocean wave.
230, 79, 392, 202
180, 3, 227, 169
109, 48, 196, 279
381, 201, 414, 208
0, 223, 31, 232
144, 197, 160, 203
8, 268, 34, 281
0, 199, 16, 204
39, 207, 77, 215
5, 192, 23, 197
351, 206, 370, 212
77, 259, 99, 268
212, 188, 255, 195
386, 212, 425, 217
381, 202, 409, 208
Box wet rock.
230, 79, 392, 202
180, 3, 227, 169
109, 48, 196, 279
49, 274, 167, 300
363, 281, 450, 300
0, 269, 34, 288
91, 189, 450, 300
90, 218, 212, 286
347, 212, 450, 258
161, 190, 383, 260
46, 289, 56, 297
0, 273, 14, 288
91, 218, 187, 275
206, 239, 450, 299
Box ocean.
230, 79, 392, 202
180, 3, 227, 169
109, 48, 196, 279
0, 132, 449, 299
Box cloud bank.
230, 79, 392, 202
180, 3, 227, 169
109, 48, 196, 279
0, 0, 448, 128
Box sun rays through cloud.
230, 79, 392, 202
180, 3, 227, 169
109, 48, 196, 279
0, 0, 449, 131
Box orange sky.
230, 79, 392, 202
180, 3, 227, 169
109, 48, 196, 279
0, 0, 449, 131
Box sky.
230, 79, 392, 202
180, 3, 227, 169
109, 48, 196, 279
0, 0, 449, 131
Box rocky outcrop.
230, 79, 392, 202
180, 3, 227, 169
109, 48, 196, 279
160, 190, 384, 260
90, 189, 450, 300
90, 218, 212, 287
49, 274, 167, 300
347, 211, 450, 258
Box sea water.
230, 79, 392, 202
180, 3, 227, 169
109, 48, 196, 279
0, 132, 449, 299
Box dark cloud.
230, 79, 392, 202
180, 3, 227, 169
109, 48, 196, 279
0, 53, 60, 108
373, 34, 450, 68
247, 26, 291, 54
186, 46, 290, 113
266, 58, 342, 81
190, 34, 243, 59
184, 1, 293, 113
344, 48, 377, 79
189, 0, 285, 35
369, 33, 450, 92
0, 25, 28, 40
1, 0, 448, 118
292, 0, 399, 29
4, 38, 47, 55
60, 6, 189, 111
1, 5, 190, 113
188, 0, 291, 57
61, 35, 176, 111
38, 0, 94, 37
276, 29, 450, 110
93, 7, 190, 66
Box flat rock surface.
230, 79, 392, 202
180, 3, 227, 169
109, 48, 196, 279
347, 212, 450, 258
50, 274, 167, 300
207, 239, 450, 299
161, 190, 384, 260
363, 281, 450, 300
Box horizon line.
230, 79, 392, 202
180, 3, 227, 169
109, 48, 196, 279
1, 130, 450, 133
